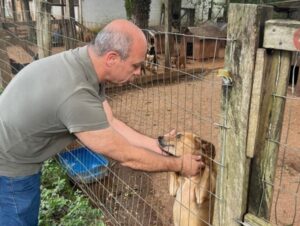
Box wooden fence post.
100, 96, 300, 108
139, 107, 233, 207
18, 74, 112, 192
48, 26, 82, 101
65, 0, 76, 50
35, 0, 52, 58
247, 19, 295, 222
164, 0, 172, 72
213, 4, 273, 226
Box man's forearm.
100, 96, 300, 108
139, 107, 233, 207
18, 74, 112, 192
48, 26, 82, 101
110, 117, 162, 154
102, 100, 162, 154
76, 128, 178, 172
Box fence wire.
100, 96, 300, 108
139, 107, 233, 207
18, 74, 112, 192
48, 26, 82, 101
267, 51, 300, 226
1, 8, 299, 226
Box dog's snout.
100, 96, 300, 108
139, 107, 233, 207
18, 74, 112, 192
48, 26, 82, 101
158, 136, 166, 147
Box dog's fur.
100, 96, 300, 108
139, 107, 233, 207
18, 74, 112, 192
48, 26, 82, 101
83, 31, 95, 43
159, 132, 216, 226
171, 55, 186, 69
145, 44, 158, 72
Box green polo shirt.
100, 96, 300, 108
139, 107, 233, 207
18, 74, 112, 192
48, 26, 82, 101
0, 46, 108, 177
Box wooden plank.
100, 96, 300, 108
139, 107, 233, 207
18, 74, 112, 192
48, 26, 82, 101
65, 0, 76, 49
164, 0, 172, 71
248, 50, 291, 219
246, 49, 267, 158
35, 0, 52, 58
213, 4, 273, 226
244, 213, 272, 226
263, 19, 300, 51
295, 65, 300, 96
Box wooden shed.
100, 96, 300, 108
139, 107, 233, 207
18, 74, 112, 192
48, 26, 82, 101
183, 22, 227, 60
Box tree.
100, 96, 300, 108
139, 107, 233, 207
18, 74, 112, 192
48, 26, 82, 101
124, 0, 151, 29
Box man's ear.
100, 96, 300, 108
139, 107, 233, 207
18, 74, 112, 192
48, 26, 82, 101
106, 51, 119, 67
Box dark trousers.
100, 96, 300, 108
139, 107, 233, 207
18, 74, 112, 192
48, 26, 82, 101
0, 172, 41, 226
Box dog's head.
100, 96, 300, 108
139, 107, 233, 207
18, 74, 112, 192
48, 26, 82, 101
158, 131, 216, 164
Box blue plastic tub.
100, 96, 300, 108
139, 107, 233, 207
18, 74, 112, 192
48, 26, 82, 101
58, 147, 109, 183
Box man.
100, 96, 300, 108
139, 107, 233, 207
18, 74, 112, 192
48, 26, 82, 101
0, 19, 204, 225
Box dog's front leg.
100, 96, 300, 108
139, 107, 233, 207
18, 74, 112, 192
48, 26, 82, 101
169, 172, 179, 196
195, 168, 210, 204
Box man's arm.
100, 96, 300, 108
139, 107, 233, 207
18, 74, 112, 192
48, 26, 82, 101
75, 127, 204, 176
102, 100, 162, 154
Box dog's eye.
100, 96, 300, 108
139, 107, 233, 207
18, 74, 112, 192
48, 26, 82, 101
176, 133, 182, 139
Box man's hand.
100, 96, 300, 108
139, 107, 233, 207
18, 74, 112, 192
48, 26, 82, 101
179, 154, 205, 177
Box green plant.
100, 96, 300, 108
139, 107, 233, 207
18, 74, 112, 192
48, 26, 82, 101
124, 0, 134, 20
39, 159, 105, 226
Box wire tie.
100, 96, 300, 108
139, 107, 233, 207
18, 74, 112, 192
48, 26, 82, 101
272, 93, 286, 99
213, 122, 230, 129
235, 218, 251, 226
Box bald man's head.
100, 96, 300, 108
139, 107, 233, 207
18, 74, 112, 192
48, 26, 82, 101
91, 19, 147, 60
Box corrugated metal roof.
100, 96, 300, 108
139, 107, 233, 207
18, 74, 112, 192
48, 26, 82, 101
187, 21, 227, 38
269, 0, 300, 10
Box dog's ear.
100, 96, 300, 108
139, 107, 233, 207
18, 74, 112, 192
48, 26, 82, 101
194, 137, 216, 158
201, 140, 216, 161
194, 136, 202, 150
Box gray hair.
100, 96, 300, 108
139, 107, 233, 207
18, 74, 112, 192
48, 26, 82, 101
92, 28, 132, 60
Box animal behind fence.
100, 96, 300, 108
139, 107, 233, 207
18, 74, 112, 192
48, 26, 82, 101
159, 131, 217, 226
0, 7, 299, 226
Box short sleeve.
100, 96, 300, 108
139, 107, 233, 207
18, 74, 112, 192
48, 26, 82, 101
57, 89, 109, 133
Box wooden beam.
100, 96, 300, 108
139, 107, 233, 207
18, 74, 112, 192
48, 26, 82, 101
164, 0, 172, 72
295, 64, 300, 96
64, 0, 76, 49
246, 49, 268, 158
35, 0, 52, 58
244, 213, 272, 226
248, 49, 291, 220
264, 19, 300, 51
78, 0, 82, 24
213, 4, 273, 226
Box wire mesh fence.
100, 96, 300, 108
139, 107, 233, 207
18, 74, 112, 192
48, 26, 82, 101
267, 52, 300, 226
0, 6, 299, 226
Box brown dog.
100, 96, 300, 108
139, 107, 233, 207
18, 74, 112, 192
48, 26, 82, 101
83, 31, 95, 43
171, 55, 186, 69
158, 132, 216, 226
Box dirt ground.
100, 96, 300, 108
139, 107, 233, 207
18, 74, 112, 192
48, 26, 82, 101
6, 46, 300, 226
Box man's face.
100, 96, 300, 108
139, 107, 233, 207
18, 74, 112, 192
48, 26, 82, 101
109, 41, 147, 84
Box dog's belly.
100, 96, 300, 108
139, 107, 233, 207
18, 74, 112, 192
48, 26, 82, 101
173, 180, 211, 226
